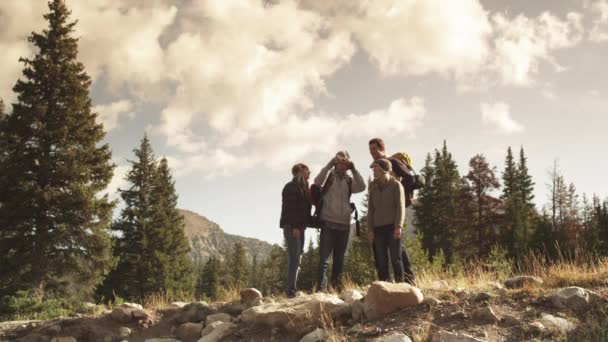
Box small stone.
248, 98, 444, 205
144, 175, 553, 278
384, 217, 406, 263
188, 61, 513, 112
122, 302, 144, 310
373, 332, 413, 342
449, 310, 468, 319
299, 328, 326, 342
206, 313, 232, 325
119, 327, 131, 337
502, 314, 521, 326
198, 322, 237, 342
171, 301, 189, 308
50, 338, 77, 342
431, 280, 449, 290
504, 276, 543, 289
175, 322, 203, 342
348, 323, 363, 334
539, 313, 575, 334
527, 322, 546, 335
551, 286, 600, 310
472, 306, 498, 324
430, 331, 484, 342
473, 292, 492, 302
340, 289, 364, 305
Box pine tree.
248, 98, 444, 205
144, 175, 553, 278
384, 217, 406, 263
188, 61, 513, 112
299, 238, 319, 291
199, 256, 221, 300
466, 154, 500, 255
103, 135, 158, 301
414, 153, 439, 257
228, 241, 249, 287
344, 194, 377, 286
517, 147, 535, 210
147, 158, 194, 294
0, 0, 114, 298
501, 147, 518, 200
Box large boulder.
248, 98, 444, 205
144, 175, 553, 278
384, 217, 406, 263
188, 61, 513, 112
198, 322, 237, 342
175, 302, 214, 324
175, 322, 204, 342
241, 293, 350, 333
363, 281, 423, 320
240, 288, 263, 307
551, 286, 600, 310
504, 276, 543, 289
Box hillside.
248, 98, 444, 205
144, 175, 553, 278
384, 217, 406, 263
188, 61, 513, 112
180, 209, 274, 265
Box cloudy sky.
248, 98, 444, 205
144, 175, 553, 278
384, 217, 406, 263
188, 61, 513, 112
1, 0, 607, 245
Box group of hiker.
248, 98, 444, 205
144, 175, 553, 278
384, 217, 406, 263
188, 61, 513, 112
279, 138, 420, 298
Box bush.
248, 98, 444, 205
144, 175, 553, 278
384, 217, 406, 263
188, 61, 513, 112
0, 290, 81, 320
488, 244, 513, 279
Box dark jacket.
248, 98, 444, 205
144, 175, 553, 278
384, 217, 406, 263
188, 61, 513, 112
280, 179, 312, 229
389, 158, 415, 207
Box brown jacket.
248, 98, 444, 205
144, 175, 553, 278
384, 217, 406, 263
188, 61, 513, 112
367, 177, 405, 230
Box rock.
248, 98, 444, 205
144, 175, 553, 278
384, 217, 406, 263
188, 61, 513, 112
132, 308, 149, 320
206, 313, 232, 325
340, 289, 364, 305
501, 314, 521, 326
430, 331, 484, 342
423, 297, 442, 306
472, 306, 498, 324
198, 322, 237, 342
144, 339, 180, 342
122, 302, 143, 310
18, 334, 50, 342
218, 301, 248, 316
472, 292, 492, 302
373, 332, 413, 342
431, 280, 449, 290
43, 324, 62, 334
503, 276, 543, 289
241, 292, 350, 334
352, 300, 365, 321
111, 307, 134, 324
448, 310, 468, 319
175, 302, 214, 324
175, 322, 203, 342
299, 328, 326, 342
348, 323, 363, 334
240, 288, 263, 306
551, 286, 600, 310
486, 281, 505, 291
363, 281, 423, 320
526, 322, 546, 335
296, 291, 307, 297
539, 313, 575, 334
171, 301, 189, 308
50, 338, 77, 342
118, 327, 131, 337
83, 302, 97, 309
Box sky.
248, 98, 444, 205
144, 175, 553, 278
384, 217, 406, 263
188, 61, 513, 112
1, 0, 607, 245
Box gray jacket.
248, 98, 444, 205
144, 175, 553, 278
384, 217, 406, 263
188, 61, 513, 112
314, 166, 365, 226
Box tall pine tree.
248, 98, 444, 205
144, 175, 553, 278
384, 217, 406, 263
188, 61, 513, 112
102, 135, 157, 300
0, 0, 114, 298
147, 157, 194, 294
228, 241, 249, 287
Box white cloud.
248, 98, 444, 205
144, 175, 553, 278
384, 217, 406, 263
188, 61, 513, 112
589, 0, 608, 41
93, 100, 134, 131
481, 102, 524, 135
105, 164, 130, 201
0, 0, 590, 178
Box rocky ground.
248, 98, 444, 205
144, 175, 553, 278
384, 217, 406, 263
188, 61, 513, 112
1, 276, 607, 342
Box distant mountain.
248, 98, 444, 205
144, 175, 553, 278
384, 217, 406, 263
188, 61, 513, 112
179, 209, 275, 265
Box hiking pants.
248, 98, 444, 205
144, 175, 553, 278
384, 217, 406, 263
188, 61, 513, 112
317, 226, 350, 291
284, 227, 305, 297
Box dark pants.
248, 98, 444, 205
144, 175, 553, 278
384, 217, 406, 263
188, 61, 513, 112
317, 227, 350, 291
373, 225, 405, 282
283, 227, 305, 297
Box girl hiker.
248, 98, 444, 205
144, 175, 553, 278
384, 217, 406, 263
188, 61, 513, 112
279, 163, 312, 298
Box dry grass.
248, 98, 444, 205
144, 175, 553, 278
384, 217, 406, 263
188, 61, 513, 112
142, 289, 195, 310
217, 283, 242, 303
318, 303, 353, 342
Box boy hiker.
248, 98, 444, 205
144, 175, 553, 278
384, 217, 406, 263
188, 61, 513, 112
313, 151, 365, 291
